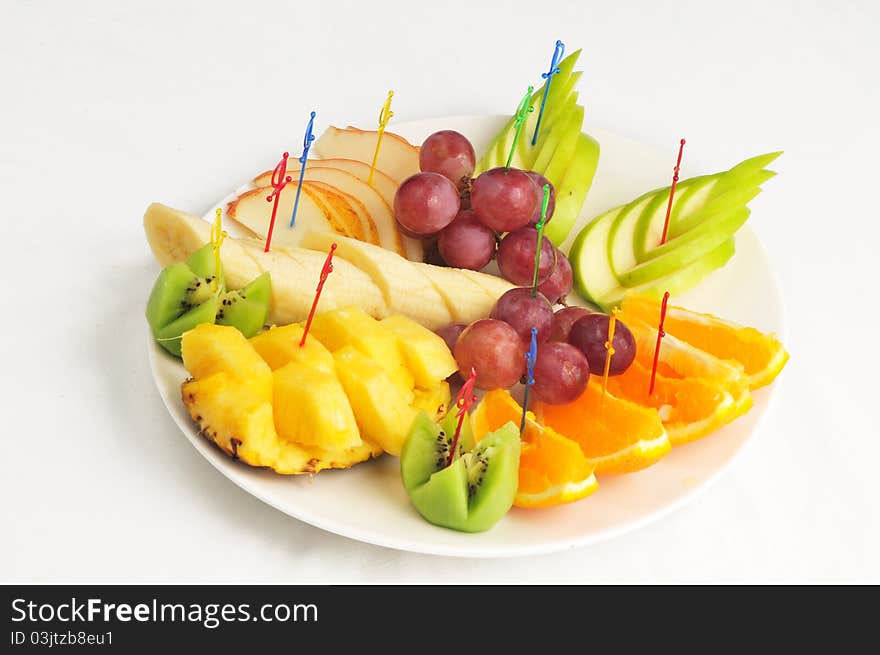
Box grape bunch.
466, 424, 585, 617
393, 130, 573, 305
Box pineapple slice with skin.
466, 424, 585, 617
411, 381, 451, 422
183, 372, 380, 474
250, 324, 335, 374
273, 362, 362, 449
182, 324, 272, 389
333, 345, 418, 456
183, 373, 279, 467
309, 306, 414, 402
380, 315, 458, 389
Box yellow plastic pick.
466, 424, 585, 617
209, 208, 227, 291
601, 307, 620, 404
368, 90, 394, 186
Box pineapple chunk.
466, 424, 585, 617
411, 381, 451, 421
380, 314, 458, 388
182, 373, 279, 468
309, 306, 414, 401
333, 346, 417, 456
250, 324, 335, 374
273, 362, 362, 450
182, 324, 271, 386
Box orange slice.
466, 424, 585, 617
534, 378, 671, 474
472, 390, 597, 508
621, 293, 789, 390
604, 322, 752, 445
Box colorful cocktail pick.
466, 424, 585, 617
290, 111, 317, 229
264, 152, 293, 252
648, 291, 671, 395
660, 139, 686, 245
531, 184, 551, 296
520, 327, 539, 433
368, 90, 394, 186
300, 243, 337, 347
447, 367, 478, 466
531, 40, 565, 147
505, 86, 535, 170
601, 306, 620, 404
209, 208, 227, 291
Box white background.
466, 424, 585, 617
2, 0, 878, 583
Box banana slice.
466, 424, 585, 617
419, 264, 500, 323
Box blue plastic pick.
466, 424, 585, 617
520, 327, 539, 433
530, 40, 565, 147
290, 111, 317, 228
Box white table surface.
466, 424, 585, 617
2, 0, 877, 583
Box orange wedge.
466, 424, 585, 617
621, 293, 789, 390
472, 390, 597, 508
604, 321, 752, 445
534, 378, 671, 474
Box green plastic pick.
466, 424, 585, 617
531, 184, 551, 296
505, 86, 534, 170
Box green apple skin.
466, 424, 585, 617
632, 176, 714, 260
607, 190, 660, 281
569, 205, 624, 304
532, 102, 582, 174
544, 132, 600, 246
596, 239, 735, 310
618, 206, 750, 287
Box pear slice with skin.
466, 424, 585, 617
301, 181, 378, 245
313, 126, 419, 184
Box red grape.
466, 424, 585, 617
496, 227, 557, 286
437, 209, 497, 270
525, 171, 556, 226
489, 287, 553, 344
470, 167, 540, 232
531, 342, 590, 405
537, 248, 573, 304
435, 322, 467, 352
549, 306, 593, 342
454, 319, 525, 390
568, 314, 636, 375
394, 172, 460, 237
419, 130, 475, 189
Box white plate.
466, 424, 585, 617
148, 115, 786, 558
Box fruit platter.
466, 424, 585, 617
145, 46, 788, 556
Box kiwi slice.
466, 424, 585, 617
400, 412, 520, 533
216, 272, 272, 338
145, 244, 224, 357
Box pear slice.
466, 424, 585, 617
301, 181, 378, 245
313, 126, 419, 184
226, 184, 363, 249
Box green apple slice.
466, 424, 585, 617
544, 131, 600, 246
632, 175, 715, 260
617, 206, 749, 287
596, 238, 735, 310
568, 205, 624, 304
518, 74, 582, 167
607, 191, 660, 281
531, 102, 582, 173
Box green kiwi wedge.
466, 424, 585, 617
215, 272, 271, 338
145, 244, 225, 357
401, 412, 520, 533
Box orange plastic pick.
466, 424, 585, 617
368, 90, 394, 186
601, 307, 619, 404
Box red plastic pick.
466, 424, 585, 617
264, 152, 293, 253
648, 291, 671, 395
659, 139, 686, 245
300, 244, 337, 346
447, 367, 478, 467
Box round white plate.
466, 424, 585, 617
149, 115, 786, 558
